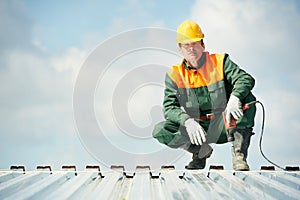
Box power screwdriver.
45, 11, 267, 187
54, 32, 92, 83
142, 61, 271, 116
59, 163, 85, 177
222, 103, 252, 142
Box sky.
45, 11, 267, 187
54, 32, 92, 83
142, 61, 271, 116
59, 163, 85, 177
1, 0, 300, 171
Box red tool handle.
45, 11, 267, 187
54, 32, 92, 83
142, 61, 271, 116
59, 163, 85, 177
224, 103, 250, 129
242, 103, 250, 111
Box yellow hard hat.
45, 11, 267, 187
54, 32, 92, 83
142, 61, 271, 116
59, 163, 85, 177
176, 20, 204, 44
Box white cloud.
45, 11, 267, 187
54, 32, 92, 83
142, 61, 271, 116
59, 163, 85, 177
51, 47, 87, 80
0, 41, 89, 169
32, 39, 47, 52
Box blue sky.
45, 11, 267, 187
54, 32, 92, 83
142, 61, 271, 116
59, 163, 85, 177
1, 0, 300, 171
23, 0, 195, 53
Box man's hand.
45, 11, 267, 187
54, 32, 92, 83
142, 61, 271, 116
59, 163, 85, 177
184, 118, 207, 145
225, 95, 243, 123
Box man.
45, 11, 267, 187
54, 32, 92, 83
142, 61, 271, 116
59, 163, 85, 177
153, 20, 256, 170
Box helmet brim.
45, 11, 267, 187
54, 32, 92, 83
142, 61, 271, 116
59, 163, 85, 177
176, 37, 203, 44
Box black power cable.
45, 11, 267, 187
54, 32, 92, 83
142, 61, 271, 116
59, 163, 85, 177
251, 101, 286, 171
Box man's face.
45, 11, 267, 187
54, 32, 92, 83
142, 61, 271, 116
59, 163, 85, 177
179, 41, 204, 65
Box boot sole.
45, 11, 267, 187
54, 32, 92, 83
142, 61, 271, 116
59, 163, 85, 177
233, 163, 249, 171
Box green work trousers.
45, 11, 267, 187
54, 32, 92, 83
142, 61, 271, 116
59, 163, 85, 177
152, 114, 229, 148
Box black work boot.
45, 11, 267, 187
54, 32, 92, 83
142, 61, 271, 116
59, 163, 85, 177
232, 128, 253, 171
185, 144, 213, 170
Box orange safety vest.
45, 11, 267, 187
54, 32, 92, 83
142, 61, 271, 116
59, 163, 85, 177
167, 52, 227, 115
168, 53, 225, 88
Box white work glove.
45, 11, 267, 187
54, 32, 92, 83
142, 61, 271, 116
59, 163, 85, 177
184, 118, 207, 145
225, 95, 243, 123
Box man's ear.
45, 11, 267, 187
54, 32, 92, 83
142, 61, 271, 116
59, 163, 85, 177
201, 40, 205, 49
178, 46, 183, 55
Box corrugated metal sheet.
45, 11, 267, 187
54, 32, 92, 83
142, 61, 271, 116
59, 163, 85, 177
0, 165, 300, 200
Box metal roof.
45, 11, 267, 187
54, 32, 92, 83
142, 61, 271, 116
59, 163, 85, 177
0, 165, 300, 200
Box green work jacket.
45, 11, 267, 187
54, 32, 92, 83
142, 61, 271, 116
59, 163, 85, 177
163, 52, 256, 129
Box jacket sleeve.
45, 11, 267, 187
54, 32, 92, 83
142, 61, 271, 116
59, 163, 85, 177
162, 74, 190, 126
223, 54, 255, 100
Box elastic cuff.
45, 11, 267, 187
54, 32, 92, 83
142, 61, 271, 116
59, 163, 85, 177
231, 92, 242, 100
180, 114, 191, 126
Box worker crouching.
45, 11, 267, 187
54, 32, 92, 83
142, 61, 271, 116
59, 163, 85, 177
152, 20, 256, 171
